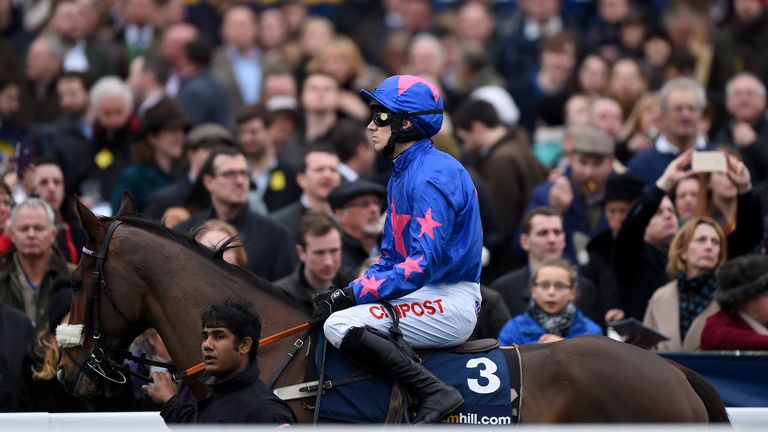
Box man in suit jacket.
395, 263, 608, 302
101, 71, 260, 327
175, 147, 296, 281
211, 5, 263, 116
490, 207, 600, 325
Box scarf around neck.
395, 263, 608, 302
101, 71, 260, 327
526, 299, 576, 337
676, 271, 717, 340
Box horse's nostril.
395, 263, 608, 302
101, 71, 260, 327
57, 366, 65, 383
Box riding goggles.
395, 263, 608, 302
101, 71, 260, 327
371, 109, 443, 127
372, 110, 393, 127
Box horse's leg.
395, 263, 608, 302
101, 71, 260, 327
517, 337, 709, 423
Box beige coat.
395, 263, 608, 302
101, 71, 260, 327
643, 280, 720, 352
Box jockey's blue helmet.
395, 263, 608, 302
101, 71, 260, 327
361, 75, 444, 141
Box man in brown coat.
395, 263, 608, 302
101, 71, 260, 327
454, 99, 547, 237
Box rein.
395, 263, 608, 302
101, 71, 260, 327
67, 218, 313, 394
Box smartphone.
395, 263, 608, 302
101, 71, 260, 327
15, 138, 39, 180
692, 151, 726, 173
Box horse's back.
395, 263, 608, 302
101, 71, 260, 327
515, 336, 709, 422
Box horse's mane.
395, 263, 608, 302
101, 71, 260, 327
108, 216, 308, 310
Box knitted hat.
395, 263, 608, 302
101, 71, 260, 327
604, 173, 645, 204
715, 255, 768, 313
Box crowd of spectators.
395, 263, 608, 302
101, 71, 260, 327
1, 0, 768, 414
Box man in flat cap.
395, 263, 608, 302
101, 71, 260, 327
526, 125, 616, 265
329, 179, 386, 278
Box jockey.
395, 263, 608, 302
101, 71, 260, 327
312, 75, 483, 423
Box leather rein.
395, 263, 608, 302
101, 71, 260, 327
66, 220, 313, 390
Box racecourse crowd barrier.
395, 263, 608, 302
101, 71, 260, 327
0, 409, 765, 431
661, 352, 768, 407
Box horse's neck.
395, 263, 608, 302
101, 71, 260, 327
142, 253, 308, 369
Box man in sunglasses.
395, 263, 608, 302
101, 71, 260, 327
311, 75, 483, 423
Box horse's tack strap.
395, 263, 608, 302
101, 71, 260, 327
273, 374, 371, 401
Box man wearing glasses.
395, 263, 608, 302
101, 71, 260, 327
175, 147, 296, 281
310, 76, 483, 423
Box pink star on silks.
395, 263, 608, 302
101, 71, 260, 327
391, 199, 411, 258
358, 275, 385, 299
397, 256, 424, 280
416, 208, 442, 239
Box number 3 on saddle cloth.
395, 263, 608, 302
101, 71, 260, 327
313, 332, 520, 424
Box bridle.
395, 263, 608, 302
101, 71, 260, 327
60, 219, 315, 393
63, 220, 134, 387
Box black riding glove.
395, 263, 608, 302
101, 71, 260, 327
311, 287, 356, 325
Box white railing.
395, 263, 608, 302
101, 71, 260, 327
0, 409, 764, 431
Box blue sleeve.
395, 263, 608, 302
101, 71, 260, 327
498, 315, 542, 345
498, 320, 522, 346
349, 180, 456, 302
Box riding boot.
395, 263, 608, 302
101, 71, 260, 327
339, 326, 464, 424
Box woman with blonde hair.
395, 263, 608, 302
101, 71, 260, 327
643, 217, 727, 351
23, 279, 86, 411
194, 219, 248, 268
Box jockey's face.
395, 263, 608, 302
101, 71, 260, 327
201, 326, 251, 380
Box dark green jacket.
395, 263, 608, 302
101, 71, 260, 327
0, 246, 74, 329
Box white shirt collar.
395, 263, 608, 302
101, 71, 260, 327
337, 163, 359, 182
655, 134, 708, 155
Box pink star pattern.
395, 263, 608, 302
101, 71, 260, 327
397, 75, 440, 102
397, 256, 424, 280
358, 274, 385, 299
416, 208, 442, 239
390, 199, 411, 257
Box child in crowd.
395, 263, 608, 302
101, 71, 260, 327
498, 258, 602, 345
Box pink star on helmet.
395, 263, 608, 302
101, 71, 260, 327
358, 274, 385, 299
390, 199, 411, 257
398, 75, 440, 103
416, 208, 442, 239
397, 255, 424, 280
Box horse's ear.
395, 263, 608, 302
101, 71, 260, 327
115, 191, 137, 218
74, 198, 102, 239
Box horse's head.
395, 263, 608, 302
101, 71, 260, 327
57, 193, 147, 398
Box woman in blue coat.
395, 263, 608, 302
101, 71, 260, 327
499, 258, 602, 345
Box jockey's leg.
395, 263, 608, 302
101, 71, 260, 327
323, 282, 480, 423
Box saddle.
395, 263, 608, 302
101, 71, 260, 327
273, 303, 522, 424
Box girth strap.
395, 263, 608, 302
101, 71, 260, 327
265, 328, 313, 388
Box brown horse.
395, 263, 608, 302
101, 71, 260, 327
57, 197, 728, 423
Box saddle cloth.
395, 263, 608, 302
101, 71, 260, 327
315, 335, 517, 424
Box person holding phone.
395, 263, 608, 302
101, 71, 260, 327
627, 77, 714, 186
